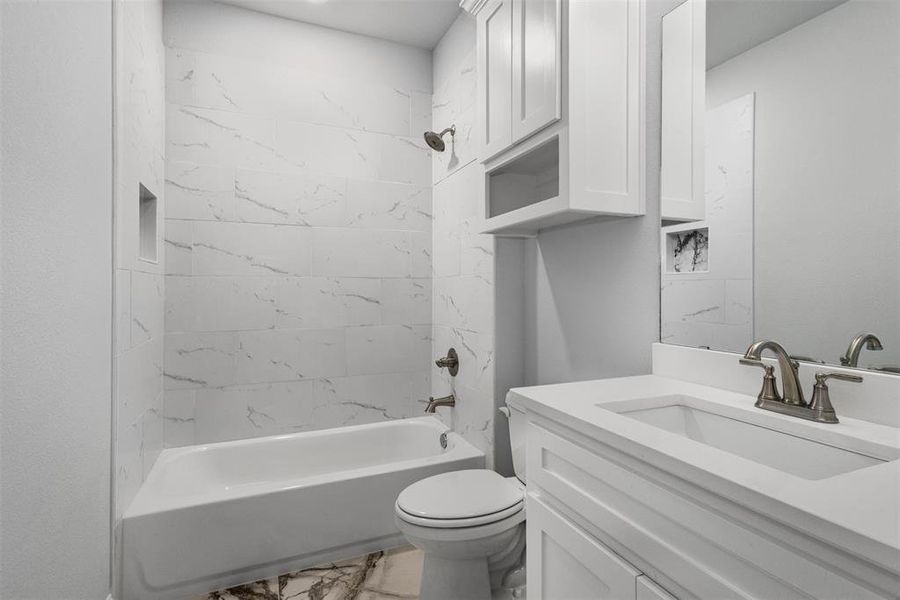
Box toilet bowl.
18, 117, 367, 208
394, 401, 528, 600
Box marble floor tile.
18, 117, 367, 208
192, 546, 423, 600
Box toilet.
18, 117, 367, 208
394, 401, 527, 600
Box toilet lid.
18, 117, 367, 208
396, 469, 523, 520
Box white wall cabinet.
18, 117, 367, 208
478, 0, 514, 158
660, 0, 705, 222
472, 0, 645, 236
511, 0, 562, 144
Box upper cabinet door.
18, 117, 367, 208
568, 0, 645, 216
511, 0, 562, 144
660, 0, 706, 221
478, 0, 514, 159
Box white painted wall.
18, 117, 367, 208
0, 1, 113, 597
706, 0, 900, 367
430, 14, 499, 466
160, 1, 434, 446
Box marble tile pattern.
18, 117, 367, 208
662, 94, 754, 353
667, 228, 709, 273
114, 0, 167, 521
162, 37, 433, 446
192, 546, 423, 600
429, 15, 498, 467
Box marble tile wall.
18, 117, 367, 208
429, 14, 498, 466
161, 10, 433, 446
114, 0, 166, 519
661, 94, 754, 353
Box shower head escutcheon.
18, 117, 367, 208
423, 125, 456, 152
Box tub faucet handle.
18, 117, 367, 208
435, 348, 459, 376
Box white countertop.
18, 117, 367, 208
508, 374, 900, 575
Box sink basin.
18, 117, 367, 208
603, 396, 892, 480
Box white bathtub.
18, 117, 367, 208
118, 416, 483, 600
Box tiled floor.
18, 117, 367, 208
193, 546, 424, 600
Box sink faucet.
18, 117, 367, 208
741, 340, 805, 406
840, 332, 883, 367
424, 394, 455, 413
740, 340, 862, 424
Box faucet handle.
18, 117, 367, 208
808, 372, 862, 424
740, 359, 782, 405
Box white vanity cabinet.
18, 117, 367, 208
472, 0, 645, 236
523, 416, 900, 600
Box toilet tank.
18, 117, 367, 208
502, 399, 528, 483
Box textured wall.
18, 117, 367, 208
430, 14, 498, 466
113, 0, 167, 525
0, 0, 113, 596
160, 1, 434, 445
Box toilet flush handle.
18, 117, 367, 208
498, 407, 511, 419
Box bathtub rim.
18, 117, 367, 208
124, 416, 483, 518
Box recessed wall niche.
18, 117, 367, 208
138, 183, 157, 263
663, 223, 709, 274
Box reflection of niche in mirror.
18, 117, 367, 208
662, 94, 754, 352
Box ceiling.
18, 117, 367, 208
706, 0, 847, 69
216, 0, 461, 49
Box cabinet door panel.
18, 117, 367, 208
568, 0, 644, 216
527, 494, 639, 600
511, 0, 562, 144
478, 0, 513, 159
660, 0, 705, 221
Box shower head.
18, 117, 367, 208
424, 125, 456, 152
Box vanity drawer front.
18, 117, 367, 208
527, 493, 641, 600
526, 421, 895, 600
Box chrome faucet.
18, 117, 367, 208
840, 332, 883, 367
740, 340, 862, 424
741, 340, 805, 406
424, 394, 455, 413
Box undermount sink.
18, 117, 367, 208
602, 395, 895, 480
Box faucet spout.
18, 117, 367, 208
841, 332, 883, 367
742, 340, 806, 406
424, 394, 455, 413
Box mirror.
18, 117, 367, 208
659, 0, 900, 374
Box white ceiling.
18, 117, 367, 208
706, 0, 847, 69
216, 0, 461, 49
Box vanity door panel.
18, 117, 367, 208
527, 493, 640, 600
526, 420, 895, 599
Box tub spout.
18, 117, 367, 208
424, 394, 455, 413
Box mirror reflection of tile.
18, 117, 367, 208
661, 93, 754, 353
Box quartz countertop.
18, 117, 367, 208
507, 374, 900, 575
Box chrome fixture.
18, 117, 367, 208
840, 332, 883, 367
423, 125, 455, 152
435, 348, 459, 376
439, 430, 449, 450
740, 340, 863, 424
423, 394, 456, 413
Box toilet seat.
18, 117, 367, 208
395, 469, 524, 529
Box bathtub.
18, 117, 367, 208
118, 416, 483, 600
